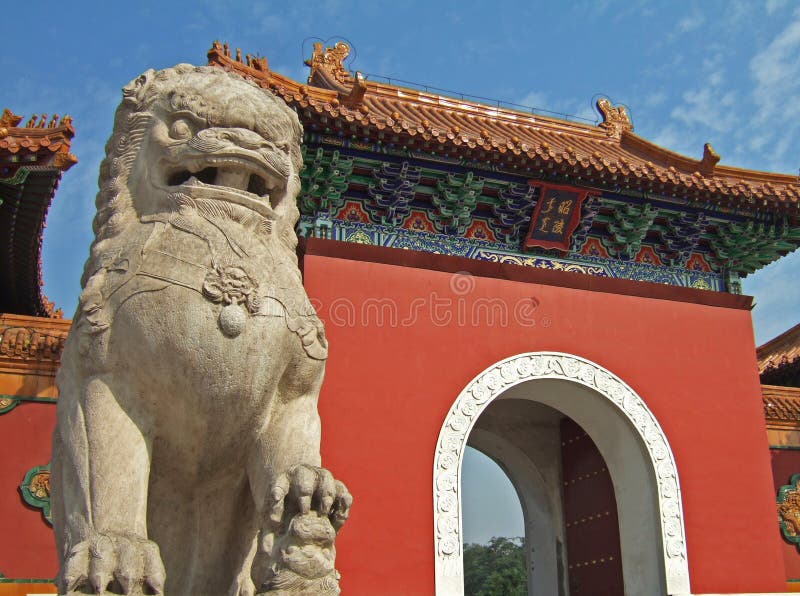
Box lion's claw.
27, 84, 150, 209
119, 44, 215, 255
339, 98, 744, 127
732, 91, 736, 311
330, 480, 352, 531
58, 534, 165, 595
267, 465, 351, 531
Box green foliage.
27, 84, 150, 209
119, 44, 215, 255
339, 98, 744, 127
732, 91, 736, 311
463, 536, 527, 596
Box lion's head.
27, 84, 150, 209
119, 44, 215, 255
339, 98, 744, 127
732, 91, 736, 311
86, 64, 303, 285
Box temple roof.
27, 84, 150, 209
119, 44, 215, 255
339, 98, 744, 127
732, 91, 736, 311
758, 323, 800, 387
0, 109, 76, 317
208, 41, 800, 217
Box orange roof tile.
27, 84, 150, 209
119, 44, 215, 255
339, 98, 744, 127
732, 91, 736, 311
763, 384, 800, 423
0, 313, 69, 366
207, 41, 800, 216
0, 108, 77, 171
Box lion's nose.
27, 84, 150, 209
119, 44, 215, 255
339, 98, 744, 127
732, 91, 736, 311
216, 127, 271, 151
188, 127, 269, 153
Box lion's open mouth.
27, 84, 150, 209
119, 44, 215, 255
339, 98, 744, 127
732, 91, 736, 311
166, 155, 285, 219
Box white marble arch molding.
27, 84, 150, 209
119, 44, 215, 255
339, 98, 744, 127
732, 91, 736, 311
433, 352, 691, 596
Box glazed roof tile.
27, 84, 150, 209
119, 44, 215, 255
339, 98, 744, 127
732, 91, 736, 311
763, 384, 800, 423
0, 109, 77, 171
207, 41, 800, 216
0, 313, 69, 365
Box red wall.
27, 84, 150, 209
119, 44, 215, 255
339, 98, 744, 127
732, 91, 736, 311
0, 402, 58, 579
307, 253, 785, 595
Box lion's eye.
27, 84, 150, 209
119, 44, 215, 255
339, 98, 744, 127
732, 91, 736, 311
169, 119, 192, 140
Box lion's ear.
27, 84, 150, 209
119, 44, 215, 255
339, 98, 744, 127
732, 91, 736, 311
122, 69, 156, 106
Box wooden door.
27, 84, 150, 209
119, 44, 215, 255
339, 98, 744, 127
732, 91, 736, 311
560, 418, 624, 595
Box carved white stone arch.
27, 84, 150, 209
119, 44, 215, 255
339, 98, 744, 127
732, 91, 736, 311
433, 352, 690, 596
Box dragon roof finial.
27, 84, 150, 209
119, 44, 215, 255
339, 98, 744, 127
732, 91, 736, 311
307, 41, 352, 84
596, 98, 633, 138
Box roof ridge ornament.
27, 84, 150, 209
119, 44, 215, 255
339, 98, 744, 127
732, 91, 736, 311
699, 142, 720, 176
307, 41, 353, 84
0, 109, 74, 133
304, 41, 367, 105
0, 108, 22, 129
596, 98, 633, 138
0, 108, 77, 172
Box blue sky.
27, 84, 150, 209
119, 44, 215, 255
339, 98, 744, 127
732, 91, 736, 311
6, 1, 800, 543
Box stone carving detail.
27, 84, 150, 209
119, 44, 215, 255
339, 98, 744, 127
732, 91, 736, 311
51, 65, 351, 596
778, 474, 800, 547
433, 352, 690, 595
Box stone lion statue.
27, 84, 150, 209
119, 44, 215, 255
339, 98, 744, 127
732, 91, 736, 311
51, 64, 351, 596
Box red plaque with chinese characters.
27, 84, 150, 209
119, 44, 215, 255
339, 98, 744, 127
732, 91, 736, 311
523, 182, 597, 251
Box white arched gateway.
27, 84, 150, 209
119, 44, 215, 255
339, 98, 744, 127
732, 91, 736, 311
433, 352, 691, 596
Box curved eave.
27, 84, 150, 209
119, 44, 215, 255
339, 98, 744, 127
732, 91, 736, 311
0, 112, 76, 318
208, 44, 800, 215
0, 167, 64, 317
758, 322, 800, 374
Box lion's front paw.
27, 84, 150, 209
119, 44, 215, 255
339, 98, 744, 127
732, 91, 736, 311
268, 464, 352, 532
57, 534, 165, 595
252, 466, 351, 594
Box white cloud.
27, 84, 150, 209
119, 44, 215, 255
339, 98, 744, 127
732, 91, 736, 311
742, 249, 800, 345
766, 0, 789, 15
643, 91, 667, 108
516, 91, 549, 111
747, 132, 770, 153
676, 11, 705, 34
650, 125, 695, 159
671, 87, 737, 134
748, 9, 800, 172
513, 92, 597, 124
566, 100, 599, 124
733, 9, 800, 344
750, 12, 800, 101
258, 14, 284, 33
723, 0, 752, 29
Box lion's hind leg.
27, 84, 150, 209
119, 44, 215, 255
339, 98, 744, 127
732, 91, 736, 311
53, 374, 165, 595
